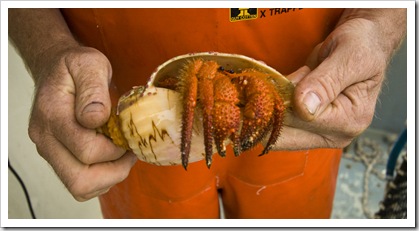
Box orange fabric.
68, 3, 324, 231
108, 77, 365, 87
61, 8, 343, 94
98, 146, 342, 218
60, 8, 345, 218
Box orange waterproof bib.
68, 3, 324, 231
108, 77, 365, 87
61, 8, 344, 218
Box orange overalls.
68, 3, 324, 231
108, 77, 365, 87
61, 8, 344, 218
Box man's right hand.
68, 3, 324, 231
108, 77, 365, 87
9, 9, 137, 201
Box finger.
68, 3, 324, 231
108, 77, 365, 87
293, 44, 366, 122
324, 81, 379, 137
36, 133, 137, 201
66, 48, 113, 129
286, 66, 311, 86
73, 152, 138, 201
51, 113, 126, 164
270, 125, 328, 150
305, 43, 323, 70
281, 110, 354, 148
46, 92, 125, 164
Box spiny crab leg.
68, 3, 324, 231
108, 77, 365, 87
212, 72, 241, 157
227, 71, 285, 155
180, 60, 288, 169
180, 59, 203, 170
260, 81, 285, 156
196, 61, 217, 169
180, 60, 242, 169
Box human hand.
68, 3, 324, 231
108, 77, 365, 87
27, 45, 137, 201
271, 9, 406, 150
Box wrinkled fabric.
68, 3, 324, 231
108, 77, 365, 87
99, 146, 342, 218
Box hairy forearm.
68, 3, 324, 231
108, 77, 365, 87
338, 9, 407, 59
8, 9, 78, 80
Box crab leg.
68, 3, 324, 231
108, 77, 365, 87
196, 61, 220, 168
213, 73, 241, 157
230, 71, 275, 151
180, 59, 203, 170
260, 86, 285, 156
180, 61, 287, 168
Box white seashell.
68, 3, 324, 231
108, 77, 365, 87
117, 86, 206, 166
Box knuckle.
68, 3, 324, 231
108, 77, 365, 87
118, 166, 132, 182
323, 135, 353, 149
77, 154, 93, 165
66, 47, 111, 76
27, 122, 40, 144
73, 196, 89, 202
66, 176, 95, 202
336, 137, 354, 149
346, 114, 373, 139
70, 188, 94, 202
327, 120, 371, 149
28, 108, 50, 148
343, 125, 364, 140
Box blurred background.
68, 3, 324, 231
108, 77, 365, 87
8, 37, 407, 219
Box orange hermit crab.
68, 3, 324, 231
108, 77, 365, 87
99, 52, 294, 170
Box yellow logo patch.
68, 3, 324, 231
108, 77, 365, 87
230, 8, 258, 22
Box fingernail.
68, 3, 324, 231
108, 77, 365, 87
83, 102, 104, 114
303, 91, 321, 115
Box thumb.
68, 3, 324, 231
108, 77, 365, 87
67, 49, 113, 129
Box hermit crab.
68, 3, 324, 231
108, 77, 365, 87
99, 52, 294, 169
